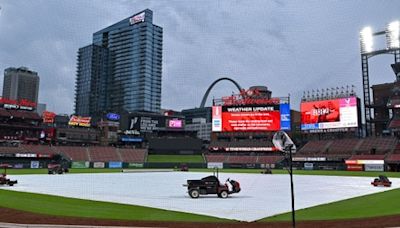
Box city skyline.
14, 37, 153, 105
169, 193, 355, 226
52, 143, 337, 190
1, 1, 400, 114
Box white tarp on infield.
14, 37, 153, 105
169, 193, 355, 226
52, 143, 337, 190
4, 172, 400, 222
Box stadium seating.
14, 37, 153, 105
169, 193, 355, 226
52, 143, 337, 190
348, 154, 385, 160
205, 154, 228, 163
118, 148, 147, 163
227, 155, 257, 164
56, 146, 89, 161
356, 137, 398, 154
257, 156, 284, 164
297, 140, 330, 155
22, 144, 57, 155
0, 144, 149, 163
328, 139, 361, 155
297, 137, 398, 157
205, 153, 283, 164
386, 154, 400, 162
89, 147, 121, 162
393, 144, 400, 154
0, 145, 27, 153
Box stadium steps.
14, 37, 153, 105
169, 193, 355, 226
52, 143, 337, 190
323, 141, 333, 154
115, 148, 123, 161
393, 144, 400, 154
352, 139, 364, 155
144, 150, 148, 162
389, 138, 400, 154
85, 147, 91, 161
201, 152, 207, 163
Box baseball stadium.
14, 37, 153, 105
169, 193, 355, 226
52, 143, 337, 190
1, 10, 400, 228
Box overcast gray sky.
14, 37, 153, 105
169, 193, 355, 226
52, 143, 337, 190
0, 0, 399, 114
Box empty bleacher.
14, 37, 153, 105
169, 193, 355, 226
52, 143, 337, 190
356, 137, 398, 155
297, 137, 398, 157
257, 155, 284, 164
205, 154, 283, 164
22, 144, 57, 155
348, 154, 386, 160
297, 140, 330, 155
386, 154, 400, 162
118, 148, 147, 163
204, 154, 227, 163
227, 155, 257, 164
56, 146, 89, 161
0, 145, 27, 153
89, 147, 120, 162
0, 144, 149, 163
328, 139, 361, 156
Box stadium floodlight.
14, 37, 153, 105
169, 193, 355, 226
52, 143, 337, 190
360, 26, 374, 54
272, 131, 296, 228
386, 20, 400, 49
272, 131, 296, 153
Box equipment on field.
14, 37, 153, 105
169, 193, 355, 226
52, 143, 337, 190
371, 175, 392, 187
180, 163, 189, 172
261, 167, 272, 174
0, 164, 17, 186
183, 168, 240, 198
47, 154, 70, 174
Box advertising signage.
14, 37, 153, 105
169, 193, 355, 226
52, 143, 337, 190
129, 115, 185, 133
168, 119, 183, 128
129, 116, 163, 133
106, 113, 120, 121
301, 97, 358, 131
0, 97, 36, 111
129, 12, 145, 25
212, 104, 291, 132
42, 111, 56, 123
68, 115, 91, 127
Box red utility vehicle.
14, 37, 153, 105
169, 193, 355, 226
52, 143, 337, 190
0, 164, 17, 186
371, 175, 392, 187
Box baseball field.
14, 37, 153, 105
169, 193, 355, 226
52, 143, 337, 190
0, 168, 400, 227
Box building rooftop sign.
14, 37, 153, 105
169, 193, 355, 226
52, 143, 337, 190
130, 12, 145, 25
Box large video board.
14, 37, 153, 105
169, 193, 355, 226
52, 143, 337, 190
212, 104, 290, 132
301, 97, 358, 130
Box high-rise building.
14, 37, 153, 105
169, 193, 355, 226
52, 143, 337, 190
2, 67, 40, 103
75, 44, 110, 117
75, 9, 163, 118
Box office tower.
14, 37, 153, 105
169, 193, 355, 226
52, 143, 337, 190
75, 9, 162, 117
2, 67, 40, 103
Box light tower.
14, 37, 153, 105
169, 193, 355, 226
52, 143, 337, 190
360, 21, 400, 136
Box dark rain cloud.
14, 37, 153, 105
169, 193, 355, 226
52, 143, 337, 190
0, 0, 400, 114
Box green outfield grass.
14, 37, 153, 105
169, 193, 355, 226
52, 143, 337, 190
0, 189, 226, 222
147, 155, 204, 163
262, 188, 400, 221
